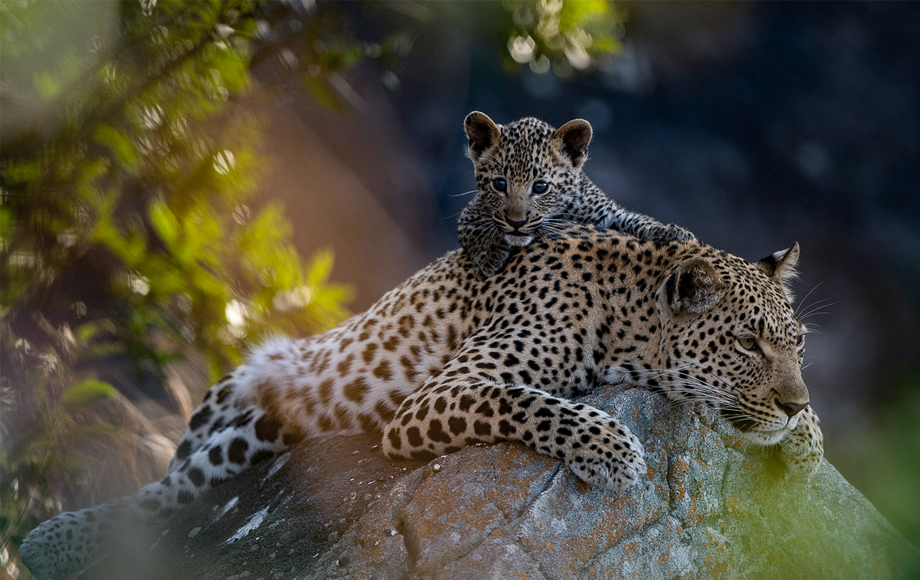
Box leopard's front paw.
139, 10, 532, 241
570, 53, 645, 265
780, 406, 824, 478
561, 413, 647, 491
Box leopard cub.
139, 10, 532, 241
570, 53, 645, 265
459, 111, 696, 278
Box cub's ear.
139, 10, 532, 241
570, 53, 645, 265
755, 243, 800, 303
464, 111, 501, 162
551, 119, 592, 169
656, 257, 726, 322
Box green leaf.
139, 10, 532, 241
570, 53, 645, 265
62, 379, 118, 409
70, 424, 121, 439
93, 124, 141, 169
33, 71, 61, 100
306, 249, 335, 287
149, 201, 180, 246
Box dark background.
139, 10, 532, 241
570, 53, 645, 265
251, 1, 920, 540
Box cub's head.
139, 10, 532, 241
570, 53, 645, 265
653, 243, 811, 446
464, 111, 592, 247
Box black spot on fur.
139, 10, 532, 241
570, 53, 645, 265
216, 386, 233, 405
411, 450, 437, 462
208, 446, 223, 465
344, 377, 369, 403
427, 420, 452, 444
283, 429, 306, 446
255, 414, 282, 443
373, 360, 393, 381
188, 467, 205, 487
175, 440, 192, 461
375, 402, 396, 423
318, 379, 334, 404
228, 438, 249, 464
448, 416, 467, 436
388, 428, 402, 450
250, 450, 274, 466
189, 406, 213, 431
208, 417, 225, 435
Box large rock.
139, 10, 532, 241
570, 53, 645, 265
76, 386, 918, 580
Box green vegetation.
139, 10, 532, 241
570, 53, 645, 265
498, 0, 626, 75
0, 1, 355, 575
848, 379, 920, 552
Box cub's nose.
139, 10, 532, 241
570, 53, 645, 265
776, 400, 808, 418
506, 218, 526, 230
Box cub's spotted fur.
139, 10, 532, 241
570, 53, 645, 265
458, 112, 695, 278
21, 226, 822, 579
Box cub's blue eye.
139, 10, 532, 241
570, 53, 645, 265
532, 181, 549, 194
492, 177, 507, 192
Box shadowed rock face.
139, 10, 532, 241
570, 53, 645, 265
73, 386, 918, 580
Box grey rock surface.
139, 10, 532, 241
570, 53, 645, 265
76, 386, 919, 580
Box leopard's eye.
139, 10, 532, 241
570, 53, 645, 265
532, 180, 549, 194
492, 177, 507, 193
736, 336, 759, 352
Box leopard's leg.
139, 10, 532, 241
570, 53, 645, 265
629, 220, 697, 243
778, 406, 824, 477
20, 404, 291, 579
383, 379, 646, 491
567, 185, 697, 243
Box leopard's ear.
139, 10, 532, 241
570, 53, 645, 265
552, 119, 592, 169
755, 243, 800, 303
656, 257, 726, 322
464, 112, 501, 162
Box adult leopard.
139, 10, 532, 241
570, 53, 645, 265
459, 112, 696, 279
21, 225, 823, 579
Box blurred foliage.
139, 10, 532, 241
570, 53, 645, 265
0, 1, 356, 576
499, 0, 626, 76
850, 379, 920, 552
0, 0, 627, 577
1, 319, 128, 575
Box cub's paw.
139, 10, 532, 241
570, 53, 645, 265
649, 224, 697, 243
561, 412, 647, 491
472, 247, 511, 280
779, 406, 824, 478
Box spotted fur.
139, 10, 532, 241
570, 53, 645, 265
21, 225, 822, 579
459, 112, 696, 279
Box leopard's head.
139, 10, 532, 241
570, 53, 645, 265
464, 111, 591, 247
653, 243, 812, 446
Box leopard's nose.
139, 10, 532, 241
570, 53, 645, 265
776, 399, 808, 418
506, 218, 526, 230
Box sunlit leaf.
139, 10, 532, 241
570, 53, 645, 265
306, 249, 336, 287
62, 379, 118, 410
149, 201, 180, 246
93, 125, 141, 169
70, 424, 122, 439
33, 71, 61, 100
